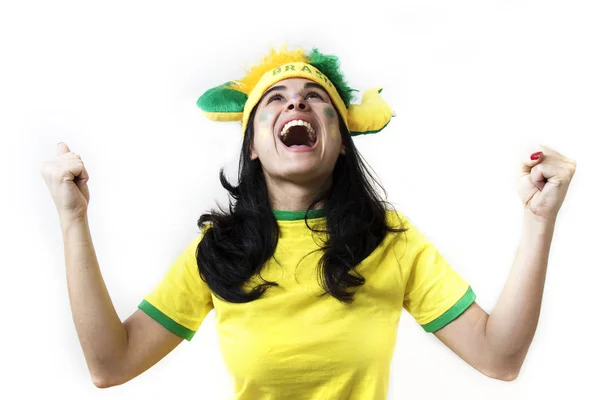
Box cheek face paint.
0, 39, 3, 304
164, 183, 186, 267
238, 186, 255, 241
324, 107, 338, 139
258, 128, 270, 140
259, 111, 270, 122
328, 124, 338, 139
324, 107, 335, 119
258, 111, 272, 139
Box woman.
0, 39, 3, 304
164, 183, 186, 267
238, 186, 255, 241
40, 47, 577, 398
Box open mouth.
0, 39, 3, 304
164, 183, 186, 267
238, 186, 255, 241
278, 120, 317, 148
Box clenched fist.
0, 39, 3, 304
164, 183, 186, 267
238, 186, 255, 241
40, 142, 90, 220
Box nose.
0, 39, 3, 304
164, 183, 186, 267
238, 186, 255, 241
286, 95, 308, 111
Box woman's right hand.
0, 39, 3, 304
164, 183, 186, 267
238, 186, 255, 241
40, 142, 91, 220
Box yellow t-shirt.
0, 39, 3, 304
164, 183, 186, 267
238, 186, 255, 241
139, 209, 476, 399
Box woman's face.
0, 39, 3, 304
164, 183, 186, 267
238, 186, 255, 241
250, 78, 345, 184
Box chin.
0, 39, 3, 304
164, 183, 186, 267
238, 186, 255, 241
273, 164, 329, 182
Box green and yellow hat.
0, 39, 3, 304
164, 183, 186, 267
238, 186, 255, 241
196, 47, 394, 136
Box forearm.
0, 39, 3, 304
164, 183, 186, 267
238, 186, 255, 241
484, 211, 555, 365
60, 215, 128, 383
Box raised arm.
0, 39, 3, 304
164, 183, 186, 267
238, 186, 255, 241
432, 146, 576, 380
41, 143, 184, 388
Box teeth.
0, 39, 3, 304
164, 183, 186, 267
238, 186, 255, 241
280, 120, 316, 142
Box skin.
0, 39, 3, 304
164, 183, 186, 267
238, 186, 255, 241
250, 78, 346, 211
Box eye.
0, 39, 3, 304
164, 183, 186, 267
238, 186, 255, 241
267, 94, 284, 104
305, 92, 324, 100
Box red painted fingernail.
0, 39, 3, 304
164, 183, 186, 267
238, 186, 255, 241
530, 151, 542, 160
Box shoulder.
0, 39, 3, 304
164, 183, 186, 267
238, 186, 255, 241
384, 207, 412, 231
383, 208, 433, 251
187, 224, 213, 250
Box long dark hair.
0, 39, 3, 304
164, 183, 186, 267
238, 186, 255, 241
195, 108, 407, 304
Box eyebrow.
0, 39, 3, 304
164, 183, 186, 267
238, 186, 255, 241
304, 82, 327, 93
261, 82, 329, 101
262, 85, 286, 99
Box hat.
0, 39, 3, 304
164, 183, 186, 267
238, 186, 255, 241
196, 47, 394, 136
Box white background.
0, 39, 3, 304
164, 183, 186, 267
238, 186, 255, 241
1, 0, 598, 398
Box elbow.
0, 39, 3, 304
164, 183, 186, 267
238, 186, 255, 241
491, 368, 520, 382
480, 362, 522, 382
91, 369, 125, 389
92, 374, 114, 389
480, 345, 526, 381
89, 355, 128, 388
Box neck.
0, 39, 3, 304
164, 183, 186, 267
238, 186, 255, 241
265, 174, 331, 211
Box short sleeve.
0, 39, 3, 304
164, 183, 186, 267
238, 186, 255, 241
138, 232, 214, 341
395, 212, 476, 333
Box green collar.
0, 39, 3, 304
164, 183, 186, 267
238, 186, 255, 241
272, 209, 326, 221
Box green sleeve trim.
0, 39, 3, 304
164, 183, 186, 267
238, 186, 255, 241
421, 286, 476, 333
138, 300, 196, 341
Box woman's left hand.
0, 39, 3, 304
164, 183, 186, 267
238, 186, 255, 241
517, 144, 577, 222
